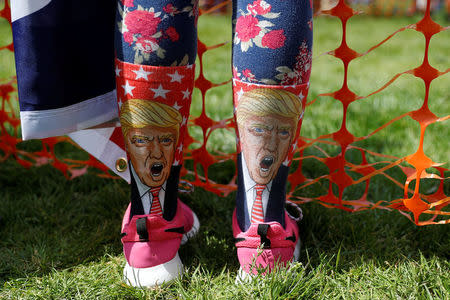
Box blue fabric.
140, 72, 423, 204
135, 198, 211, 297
12, 0, 116, 111
115, 0, 198, 66
232, 0, 313, 85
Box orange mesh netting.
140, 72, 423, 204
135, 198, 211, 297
0, 0, 448, 225
351, 0, 417, 16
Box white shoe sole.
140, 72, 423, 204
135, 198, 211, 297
293, 235, 301, 261
123, 253, 183, 288
235, 237, 301, 284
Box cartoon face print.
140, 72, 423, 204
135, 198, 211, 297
126, 125, 178, 187
239, 114, 295, 185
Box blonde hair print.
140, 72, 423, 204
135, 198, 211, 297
236, 88, 303, 131
120, 99, 183, 141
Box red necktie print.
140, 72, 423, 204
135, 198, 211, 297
251, 184, 265, 223
150, 187, 163, 216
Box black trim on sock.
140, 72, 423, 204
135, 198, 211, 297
265, 165, 289, 228
129, 165, 145, 220
129, 163, 180, 222
236, 154, 248, 231
163, 165, 180, 222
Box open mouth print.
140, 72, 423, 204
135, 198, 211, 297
150, 162, 164, 178
260, 156, 274, 172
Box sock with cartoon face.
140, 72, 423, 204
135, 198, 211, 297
114, 0, 198, 221
232, 0, 313, 231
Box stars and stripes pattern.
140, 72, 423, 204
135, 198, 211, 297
251, 184, 266, 223
232, 79, 309, 167
115, 59, 195, 165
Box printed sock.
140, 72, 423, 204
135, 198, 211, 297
232, 0, 313, 231
114, 0, 198, 221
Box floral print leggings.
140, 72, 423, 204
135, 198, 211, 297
115, 0, 312, 83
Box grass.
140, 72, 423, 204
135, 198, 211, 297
0, 160, 449, 298
1, 10, 449, 300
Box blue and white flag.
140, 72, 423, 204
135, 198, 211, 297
11, 0, 129, 181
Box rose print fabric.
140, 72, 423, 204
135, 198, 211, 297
116, 0, 198, 66
232, 0, 313, 85
115, 0, 312, 81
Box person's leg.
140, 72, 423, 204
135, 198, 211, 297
231, 0, 313, 276
114, 0, 199, 287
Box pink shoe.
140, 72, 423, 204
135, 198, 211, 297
232, 207, 300, 280
121, 199, 200, 287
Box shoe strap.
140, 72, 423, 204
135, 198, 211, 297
136, 217, 149, 242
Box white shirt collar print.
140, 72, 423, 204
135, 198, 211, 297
130, 162, 166, 214
241, 154, 272, 221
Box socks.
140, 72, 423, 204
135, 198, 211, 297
114, 0, 198, 220
232, 0, 313, 231
113, 0, 312, 229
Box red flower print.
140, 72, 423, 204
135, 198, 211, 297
165, 27, 180, 42
261, 29, 286, 49
163, 4, 177, 15
136, 36, 158, 52
275, 41, 312, 85
242, 69, 256, 82
122, 0, 134, 7
123, 32, 133, 44
247, 0, 271, 16
294, 42, 312, 83
125, 10, 161, 38
235, 15, 261, 42
241, 69, 257, 82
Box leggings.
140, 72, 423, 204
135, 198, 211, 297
114, 0, 313, 231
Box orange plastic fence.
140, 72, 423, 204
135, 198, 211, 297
356, 0, 417, 16
315, 0, 418, 16
0, 0, 448, 225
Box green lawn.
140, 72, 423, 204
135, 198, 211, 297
194, 14, 449, 161
1, 11, 449, 299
